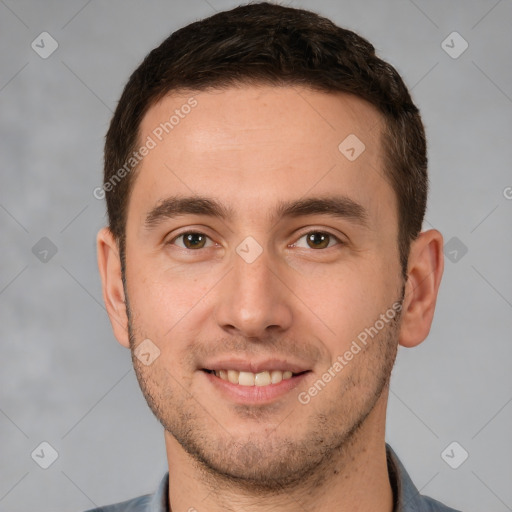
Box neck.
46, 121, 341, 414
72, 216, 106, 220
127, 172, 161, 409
164, 394, 393, 512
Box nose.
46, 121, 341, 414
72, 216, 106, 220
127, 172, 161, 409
214, 246, 293, 339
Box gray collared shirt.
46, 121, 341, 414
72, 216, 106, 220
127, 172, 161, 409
84, 444, 461, 511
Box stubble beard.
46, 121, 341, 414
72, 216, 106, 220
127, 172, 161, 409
126, 289, 404, 494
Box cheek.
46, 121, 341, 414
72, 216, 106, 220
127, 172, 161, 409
125, 249, 233, 352
293, 259, 397, 346
125, 260, 206, 334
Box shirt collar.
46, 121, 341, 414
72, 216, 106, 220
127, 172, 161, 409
386, 443, 426, 511
147, 471, 169, 512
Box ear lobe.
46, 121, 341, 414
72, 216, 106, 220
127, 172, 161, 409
398, 229, 444, 348
97, 227, 130, 348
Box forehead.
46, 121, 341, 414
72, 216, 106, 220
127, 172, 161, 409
131, 85, 395, 228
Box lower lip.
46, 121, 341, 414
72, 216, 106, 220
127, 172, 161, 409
201, 371, 311, 404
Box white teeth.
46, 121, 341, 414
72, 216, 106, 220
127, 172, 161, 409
270, 370, 282, 384
254, 371, 271, 386
239, 371, 255, 386
213, 369, 295, 386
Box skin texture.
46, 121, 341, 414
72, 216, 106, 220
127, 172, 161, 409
97, 85, 444, 512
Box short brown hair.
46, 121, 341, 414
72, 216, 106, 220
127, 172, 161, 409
104, 1, 427, 277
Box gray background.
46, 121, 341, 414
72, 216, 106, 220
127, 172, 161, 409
0, 0, 511, 511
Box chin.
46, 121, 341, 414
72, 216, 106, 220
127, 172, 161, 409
171, 426, 342, 492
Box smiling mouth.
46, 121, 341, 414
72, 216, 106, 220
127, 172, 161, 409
202, 369, 309, 387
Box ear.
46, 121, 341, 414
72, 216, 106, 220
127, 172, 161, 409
399, 229, 444, 348
97, 227, 130, 348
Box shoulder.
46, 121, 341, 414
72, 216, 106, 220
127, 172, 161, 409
418, 494, 462, 511
82, 472, 169, 512
83, 494, 152, 511
386, 444, 463, 512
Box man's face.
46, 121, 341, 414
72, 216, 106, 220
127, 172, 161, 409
123, 86, 404, 487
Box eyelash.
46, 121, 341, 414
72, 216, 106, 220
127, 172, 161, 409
168, 230, 344, 250
170, 231, 217, 250
291, 231, 343, 249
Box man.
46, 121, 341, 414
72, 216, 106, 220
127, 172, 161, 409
92, 2, 459, 511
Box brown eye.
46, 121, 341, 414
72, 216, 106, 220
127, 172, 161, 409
291, 231, 341, 250
173, 232, 211, 249
306, 232, 331, 249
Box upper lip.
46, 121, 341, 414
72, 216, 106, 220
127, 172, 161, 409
201, 358, 311, 374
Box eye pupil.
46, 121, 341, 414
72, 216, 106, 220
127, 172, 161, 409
184, 233, 206, 249
307, 232, 329, 249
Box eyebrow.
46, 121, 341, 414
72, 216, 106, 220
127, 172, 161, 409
272, 196, 369, 227
145, 196, 233, 228
144, 195, 369, 229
